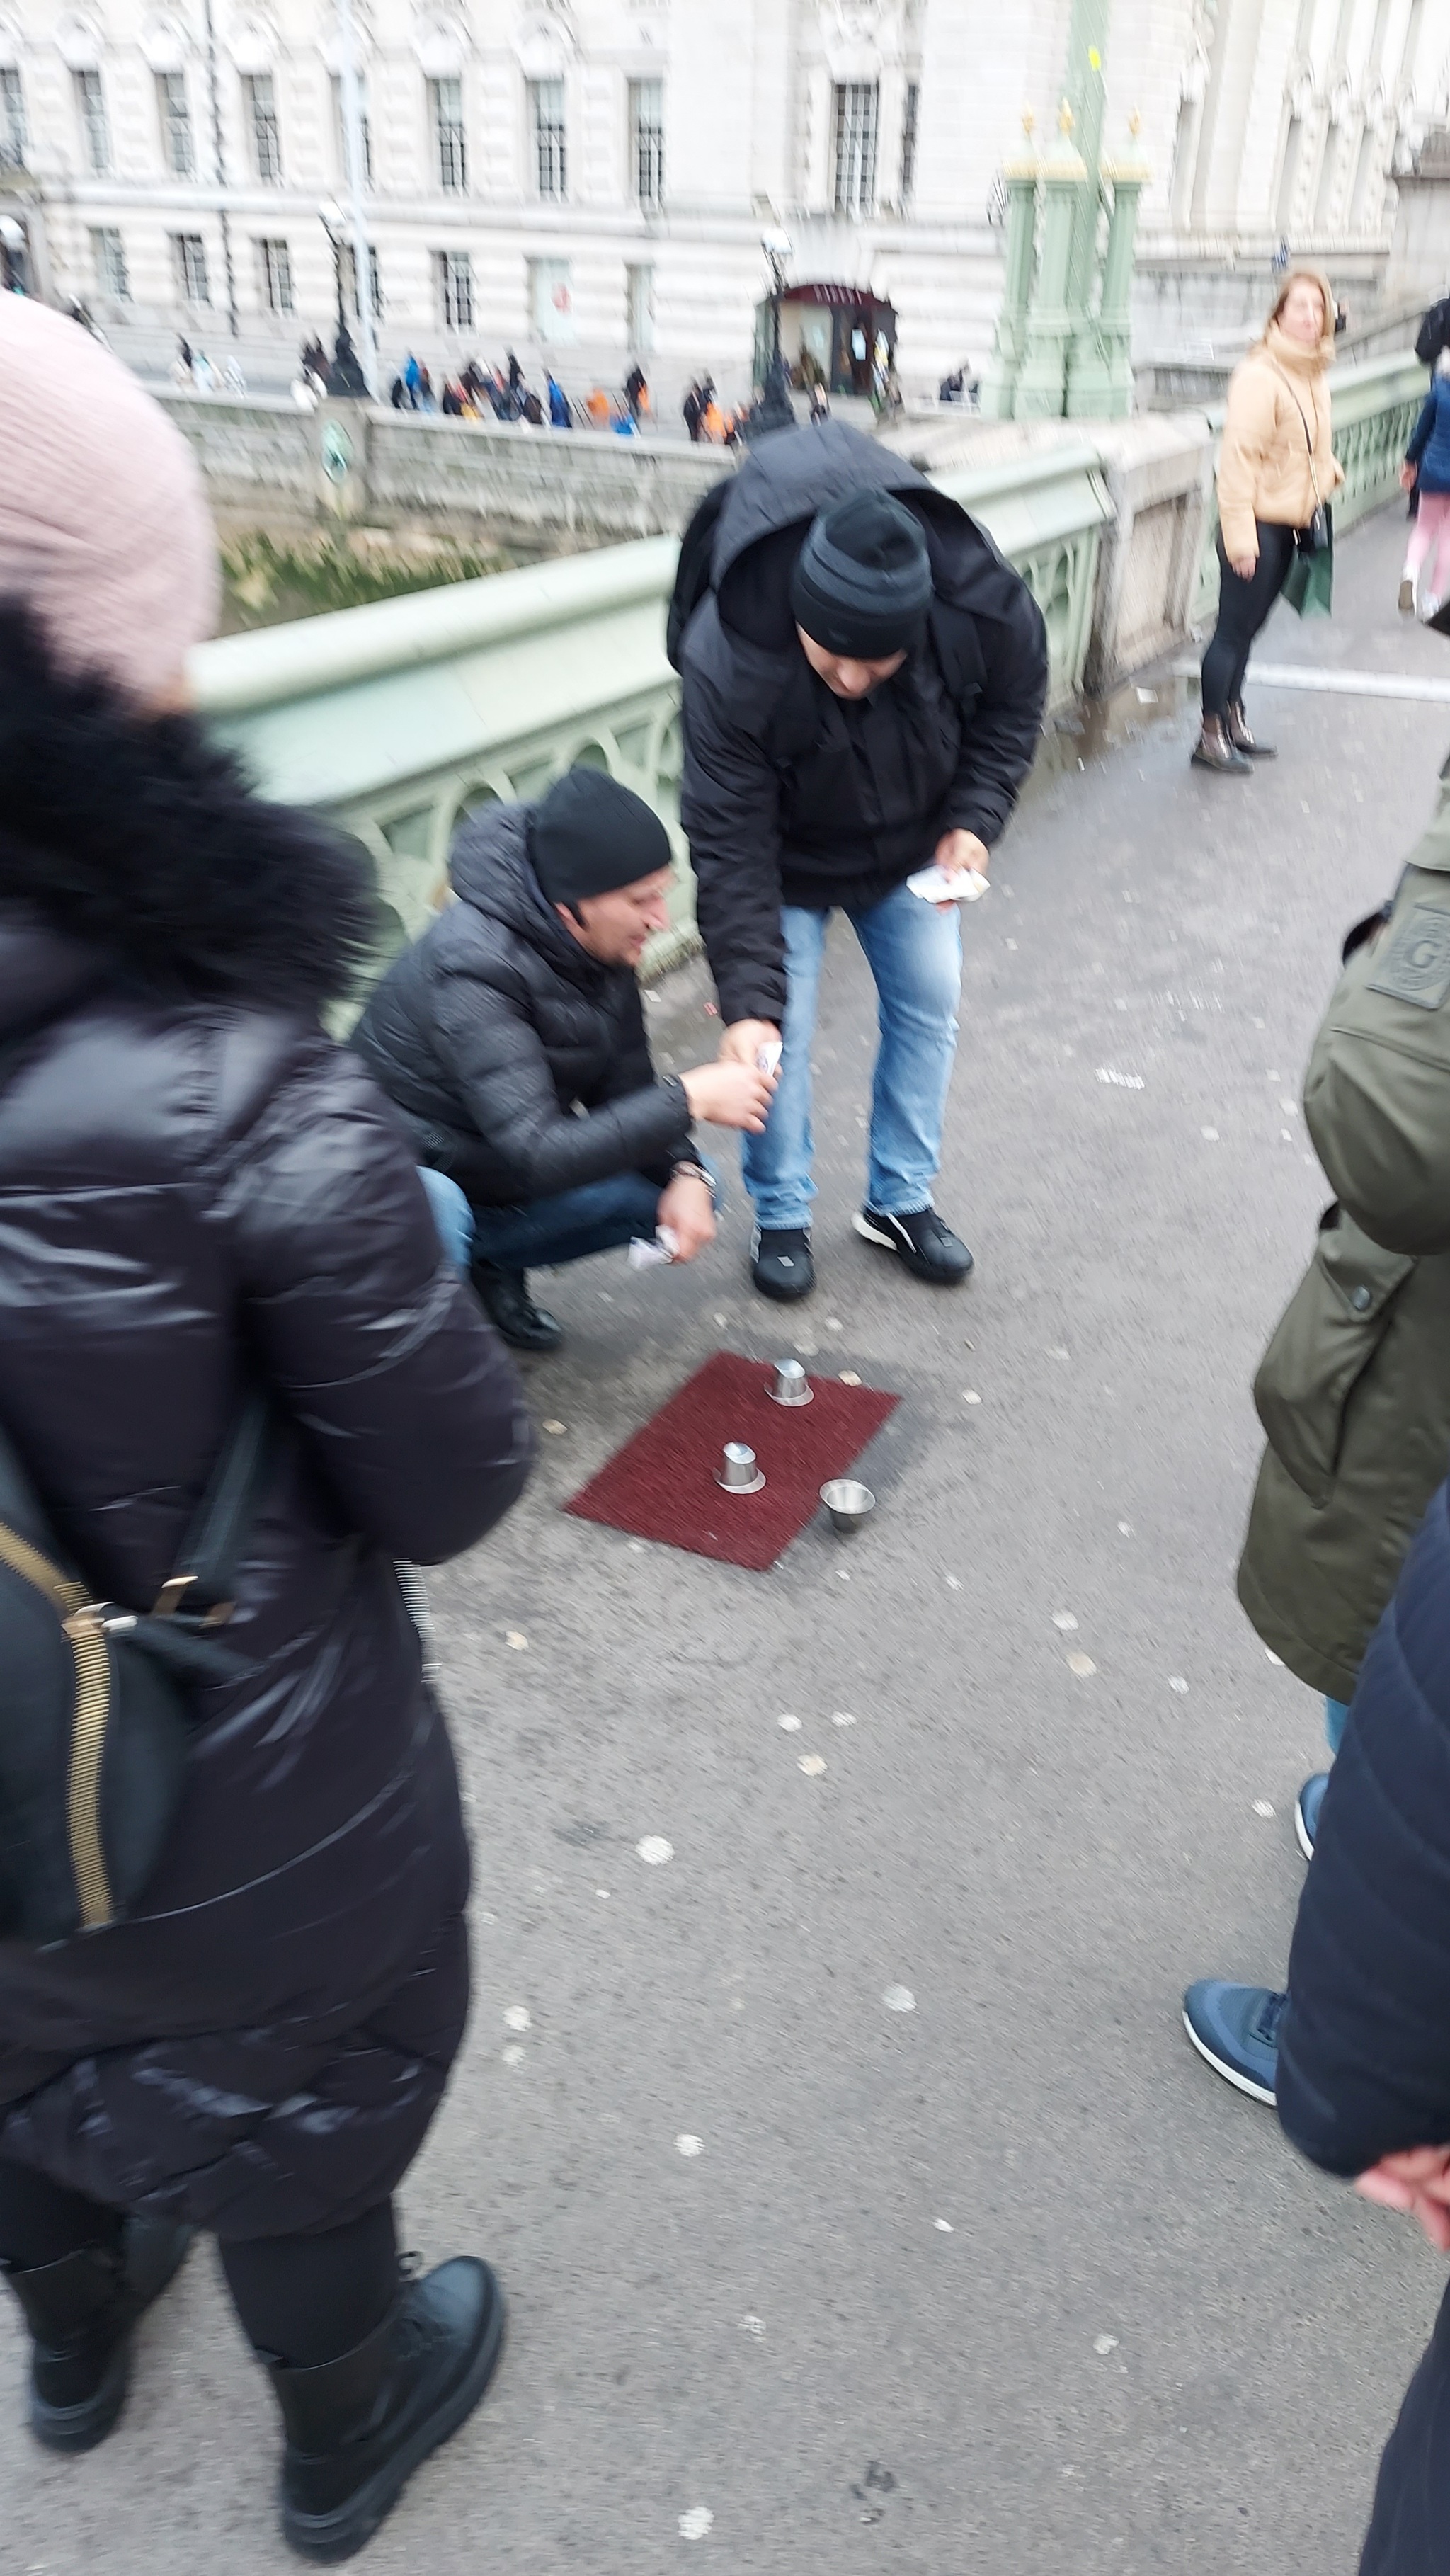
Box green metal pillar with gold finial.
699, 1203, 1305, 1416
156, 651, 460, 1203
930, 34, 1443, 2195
1077, 110, 1151, 417
1015, 100, 1087, 418
1063, 0, 1110, 321
979, 110, 1041, 421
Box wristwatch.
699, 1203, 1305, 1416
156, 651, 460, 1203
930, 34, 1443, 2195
670, 1159, 714, 1192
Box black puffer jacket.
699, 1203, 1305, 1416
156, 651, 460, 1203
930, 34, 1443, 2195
678, 422, 1049, 1025
1278, 1475, 1450, 2571
0, 610, 532, 2241
353, 799, 692, 1205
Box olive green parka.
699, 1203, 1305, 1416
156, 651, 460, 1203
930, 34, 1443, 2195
1238, 780, 1450, 1700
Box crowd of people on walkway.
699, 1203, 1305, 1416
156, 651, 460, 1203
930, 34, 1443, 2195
384, 346, 647, 436
7, 252, 1450, 2570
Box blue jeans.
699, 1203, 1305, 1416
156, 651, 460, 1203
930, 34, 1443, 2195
420, 1166, 666, 1275
741, 879, 962, 1230
1325, 1695, 1351, 1757
420, 1169, 474, 1276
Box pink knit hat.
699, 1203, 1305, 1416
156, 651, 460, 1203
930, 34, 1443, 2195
0, 295, 219, 702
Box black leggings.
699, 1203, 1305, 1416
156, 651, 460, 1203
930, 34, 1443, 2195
0, 2157, 397, 2369
1200, 520, 1298, 719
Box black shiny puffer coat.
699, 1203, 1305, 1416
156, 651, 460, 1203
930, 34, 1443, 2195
353, 800, 692, 1207
0, 612, 532, 2240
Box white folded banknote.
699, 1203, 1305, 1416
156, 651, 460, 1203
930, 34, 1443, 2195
906, 864, 991, 904
628, 1226, 680, 1269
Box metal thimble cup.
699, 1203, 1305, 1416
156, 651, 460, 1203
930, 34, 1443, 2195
717, 1442, 766, 1494
821, 1477, 874, 1534
768, 1358, 814, 1408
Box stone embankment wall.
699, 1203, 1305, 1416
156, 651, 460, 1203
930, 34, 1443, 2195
159, 390, 729, 546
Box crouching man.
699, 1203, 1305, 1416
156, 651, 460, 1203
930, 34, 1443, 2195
355, 767, 774, 1349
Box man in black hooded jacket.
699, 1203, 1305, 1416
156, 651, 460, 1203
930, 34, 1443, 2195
354, 768, 772, 1350
678, 421, 1048, 1302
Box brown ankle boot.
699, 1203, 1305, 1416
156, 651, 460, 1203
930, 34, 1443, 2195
1191, 717, 1251, 775
1226, 700, 1276, 758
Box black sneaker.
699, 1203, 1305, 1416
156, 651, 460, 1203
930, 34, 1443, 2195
750, 1226, 815, 1302
472, 1264, 562, 1352
853, 1206, 973, 1284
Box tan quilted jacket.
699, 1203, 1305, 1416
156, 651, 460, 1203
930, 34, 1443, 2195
1217, 281, 1344, 561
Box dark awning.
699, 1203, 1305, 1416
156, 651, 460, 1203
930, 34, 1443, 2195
779, 282, 896, 315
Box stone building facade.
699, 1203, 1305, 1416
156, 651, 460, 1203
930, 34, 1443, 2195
1, 1, 1448, 406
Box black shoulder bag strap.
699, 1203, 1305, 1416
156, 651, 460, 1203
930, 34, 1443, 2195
1269, 360, 1330, 551
152, 1388, 275, 1629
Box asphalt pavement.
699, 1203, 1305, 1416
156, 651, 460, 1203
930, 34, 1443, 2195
6, 503, 1450, 2576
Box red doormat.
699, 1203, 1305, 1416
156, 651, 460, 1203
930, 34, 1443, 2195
564, 1351, 899, 1571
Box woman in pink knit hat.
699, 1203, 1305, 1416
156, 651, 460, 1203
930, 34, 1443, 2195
0, 296, 530, 2558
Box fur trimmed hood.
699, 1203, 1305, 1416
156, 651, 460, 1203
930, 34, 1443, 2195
0, 605, 377, 1015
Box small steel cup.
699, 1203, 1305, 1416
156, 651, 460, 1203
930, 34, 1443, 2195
821, 1477, 874, 1534
717, 1441, 766, 1495
768, 1358, 814, 1408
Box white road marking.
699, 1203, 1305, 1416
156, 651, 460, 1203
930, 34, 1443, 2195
1172, 658, 1450, 704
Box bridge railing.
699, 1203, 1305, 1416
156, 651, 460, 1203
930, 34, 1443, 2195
193, 358, 1420, 982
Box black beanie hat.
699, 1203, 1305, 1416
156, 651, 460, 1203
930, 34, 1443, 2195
789, 487, 934, 659
531, 766, 673, 908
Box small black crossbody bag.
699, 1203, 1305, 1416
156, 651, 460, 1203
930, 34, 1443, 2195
0, 1395, 272, 1945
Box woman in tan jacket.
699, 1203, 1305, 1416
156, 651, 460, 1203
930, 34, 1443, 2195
1195, 266, 1344, 774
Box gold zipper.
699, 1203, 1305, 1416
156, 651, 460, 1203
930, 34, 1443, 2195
0, 1520, 115, 1930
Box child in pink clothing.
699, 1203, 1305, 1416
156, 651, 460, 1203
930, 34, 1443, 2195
1402, 354, 1450, 616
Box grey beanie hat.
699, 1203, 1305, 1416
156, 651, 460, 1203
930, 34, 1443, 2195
789, 487, 934, 659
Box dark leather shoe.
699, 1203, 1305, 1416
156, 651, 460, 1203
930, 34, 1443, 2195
854, 1206, 973, 1284
750, 1226, 814, 1301
3, 2215, 193, 2454
472, 1265, 562, 1351
266, 2257, 506, 2562
1191, 719, 1252, 774
1227, 702, 1276, 758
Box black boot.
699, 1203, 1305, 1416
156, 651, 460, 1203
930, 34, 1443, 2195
2, 2215, 192, 2453
1190, 716, 1252, 774
263, 2257, 506, 2563
471, 1263, 562, 1352
1226, 700, 1276, 758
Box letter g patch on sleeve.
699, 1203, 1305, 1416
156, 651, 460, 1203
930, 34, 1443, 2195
1369, 904, 1450, 1011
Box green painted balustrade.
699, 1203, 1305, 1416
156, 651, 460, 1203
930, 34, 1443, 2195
193, 444, 1111, 982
